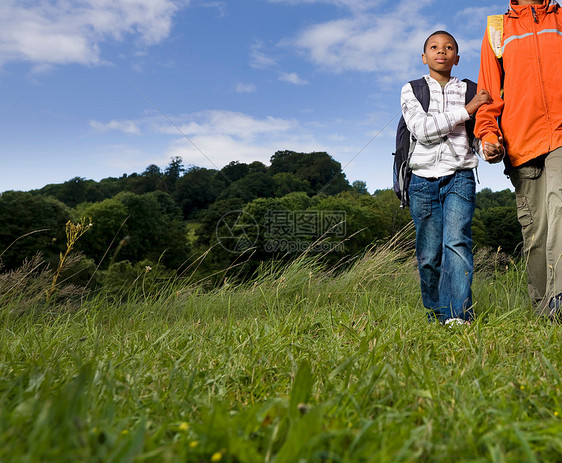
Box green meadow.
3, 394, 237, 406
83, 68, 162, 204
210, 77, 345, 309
1, 238, 562, 462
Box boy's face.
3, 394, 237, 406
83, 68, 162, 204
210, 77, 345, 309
422, 34, 459, 75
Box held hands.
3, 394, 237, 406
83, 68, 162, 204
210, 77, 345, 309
465, 88, 504, 164
465, 89, 493, 115
483, 136, 504, 164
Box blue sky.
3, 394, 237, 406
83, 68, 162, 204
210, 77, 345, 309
0, 0, 513, 194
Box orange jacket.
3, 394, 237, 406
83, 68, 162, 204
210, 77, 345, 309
475, 0, 562, 167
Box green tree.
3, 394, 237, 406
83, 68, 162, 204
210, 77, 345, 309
272, 173, 312, 197
191, 197, 251, 281
248, 161, 267, 174
77, 192, 190, 269
35, 177, 104, 208
313, 192, 389, 256
299, 153, 349, 195
174, 167, 225, 219
116, 192, 190, 269
370, 189, 412, 237
476, 188, 516, 210
475, 206, 522, 255
474, 188, 521, 255
269, 150, 302, 175
269, 151, 350, 195
97, 176, 128, 200
195, 198, 246, 248
220, 161, 250, 183
0, 192, 70, 268
151, 190, 183, 221
161, 156, 185, 194
236, 191, 407, 267
218, 173, 275, 202
125, 165, 162, 195
351, 180, 369, 195
75, 198, 129, 265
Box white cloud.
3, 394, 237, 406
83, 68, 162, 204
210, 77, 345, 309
93, 110, 297, 142
291, 6, 437, 80
250, 39, 278, 69
102, 145, 166, 170
0, 0, 184, 68
279, 72, 309, 85
90, 109, 324, 170
271, 0, 505, 83
255, 0, 495, 81
197, 1, 227, 18
167, 132, 322, 169
329, 133, 345, 142
456, 5, 505, 30
172, 110, 296, 142
453, 4, 506, 60
236, 82, 257, 93
90, 119, 141, 134
266, 0, 384, 12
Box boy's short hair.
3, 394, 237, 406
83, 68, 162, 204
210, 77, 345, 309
423, 30, 459, 53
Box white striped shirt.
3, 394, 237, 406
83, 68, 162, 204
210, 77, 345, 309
400, 75, 480, 178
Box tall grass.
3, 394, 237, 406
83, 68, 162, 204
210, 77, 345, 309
1, 238, 561, 462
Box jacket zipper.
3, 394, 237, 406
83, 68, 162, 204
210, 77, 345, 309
531, 6, 553, 148
532, 6, 538, 23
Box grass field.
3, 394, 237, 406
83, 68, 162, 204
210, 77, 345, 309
1, 241, 562, 462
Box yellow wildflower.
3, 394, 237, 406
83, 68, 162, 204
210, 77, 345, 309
179, 422, 189, 432
211, 451, 223, 462
189, 441, 199, 448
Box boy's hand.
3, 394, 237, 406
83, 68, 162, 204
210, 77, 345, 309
483, 136, 504, 163
465, 89, 493, 115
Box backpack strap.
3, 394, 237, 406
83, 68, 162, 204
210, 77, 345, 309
462, 78, 477, 150
487, 14, 504, 59
397, 78, 430, 156
404, 78, 430, 162
462, 78, 477, 101
392, 78, 429, 208
409, 78, 430, 113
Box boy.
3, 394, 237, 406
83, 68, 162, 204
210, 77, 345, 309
401, 31, 492, 325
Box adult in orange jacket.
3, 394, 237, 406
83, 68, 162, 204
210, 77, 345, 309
475, 0, 562, 319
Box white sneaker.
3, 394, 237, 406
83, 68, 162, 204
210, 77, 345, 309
444, 317, 469, 326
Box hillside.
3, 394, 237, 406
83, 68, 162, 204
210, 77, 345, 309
1, 236, 560, 462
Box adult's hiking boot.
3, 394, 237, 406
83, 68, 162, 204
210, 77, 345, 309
548, 293, 562, 323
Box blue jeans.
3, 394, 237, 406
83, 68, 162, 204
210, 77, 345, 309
409, 170, 476, 322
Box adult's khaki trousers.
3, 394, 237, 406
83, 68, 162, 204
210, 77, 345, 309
510, 147, 562, 315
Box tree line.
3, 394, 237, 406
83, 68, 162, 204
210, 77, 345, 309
0, 151, 521, 291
